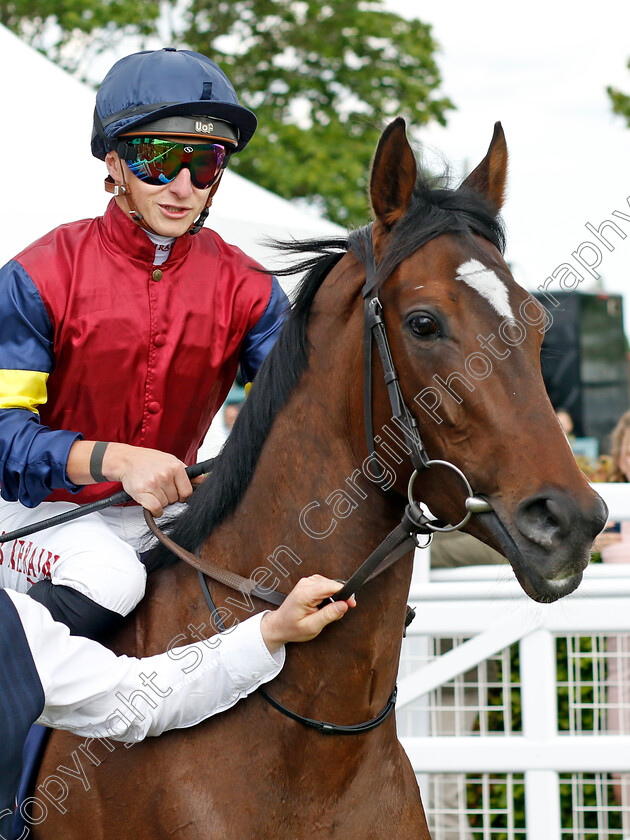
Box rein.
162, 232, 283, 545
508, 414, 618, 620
147, 231, 492, 735
195, 565, 399, 735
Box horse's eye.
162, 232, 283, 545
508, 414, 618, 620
407, 312, 440, 339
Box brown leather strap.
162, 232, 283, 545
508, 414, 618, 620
104, 172, 145, 225
143, 509, 285, 606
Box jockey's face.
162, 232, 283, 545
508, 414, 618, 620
105, 138, 216, 237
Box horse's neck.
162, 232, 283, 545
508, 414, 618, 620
211, 258, 407, 586
132, 257, 414, 717
200, 394, 411, 719
196, 281, 411, 715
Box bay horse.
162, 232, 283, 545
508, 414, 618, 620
35, 119, 606, 839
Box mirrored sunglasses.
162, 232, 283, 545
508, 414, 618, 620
124, 137, 229, 189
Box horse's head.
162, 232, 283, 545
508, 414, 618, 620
365, 118, 607, 603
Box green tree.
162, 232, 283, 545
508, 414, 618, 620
181, 0, 453, 226
607, 59, 630, 125
0, 0, 159, 76
5, 0, 453, 225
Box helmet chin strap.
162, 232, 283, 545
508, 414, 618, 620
189, 171, 224, 234
104, 167, 225, 236
104, 164, 153, 230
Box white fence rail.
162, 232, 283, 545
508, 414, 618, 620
396, 483, 630, 840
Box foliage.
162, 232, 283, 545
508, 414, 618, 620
575, 451, 614, 483
608, 58, 630, 126
0, 0, 159, 76
463, 636, 626, 838
177, 0, 454, 226
5, 0, 453, 226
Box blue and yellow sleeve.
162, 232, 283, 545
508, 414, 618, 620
240, 276, 289, 383
0, 261, 82, 507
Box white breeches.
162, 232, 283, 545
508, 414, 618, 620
0, 500, 152, 617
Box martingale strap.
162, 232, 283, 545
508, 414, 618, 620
332, 503, 434, 603
257, 685, 398, 735
196, 564, 399, 736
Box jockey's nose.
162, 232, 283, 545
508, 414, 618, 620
168, 167, 194, 198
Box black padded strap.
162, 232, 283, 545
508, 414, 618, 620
363, 296, 384, 480
362, 237, 385, 480
27, 581, 124, 640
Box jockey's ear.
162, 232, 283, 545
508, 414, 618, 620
460, 122, 508, 212
105, 151, 123, 183
370, 118, 417, 229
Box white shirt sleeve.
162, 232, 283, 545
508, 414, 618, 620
6, 590, 284, 742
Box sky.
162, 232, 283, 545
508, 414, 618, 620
384, 1, 630, 332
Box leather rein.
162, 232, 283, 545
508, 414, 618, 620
146, 232, 492, 735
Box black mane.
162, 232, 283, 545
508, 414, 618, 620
145, 239, 348, 571
146, 169, 505, 572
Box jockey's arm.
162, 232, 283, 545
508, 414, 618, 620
0, 261, 287, 513
239, 275, 288, 382
65, 440, 193, 516
6, 577, 353, 740
0, 262, 83, 509
63, 270, 289, 516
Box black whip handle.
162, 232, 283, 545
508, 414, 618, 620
0, 457, 215, 544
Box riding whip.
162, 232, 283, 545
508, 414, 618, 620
0, 457, 215, 543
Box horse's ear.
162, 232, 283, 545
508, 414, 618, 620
460, 122, 508, 211
370, 118, 417, 228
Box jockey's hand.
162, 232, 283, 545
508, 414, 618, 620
102, 443, 193, 516
260, 575, 356, 653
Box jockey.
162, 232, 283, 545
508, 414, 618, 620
0, 48, 289, 637
0, 577, 355, 836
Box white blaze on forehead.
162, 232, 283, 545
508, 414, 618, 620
455, 258, 514, 320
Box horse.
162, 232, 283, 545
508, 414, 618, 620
34, 119, 606, 839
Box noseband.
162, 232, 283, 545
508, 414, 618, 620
146, 231, 493, 735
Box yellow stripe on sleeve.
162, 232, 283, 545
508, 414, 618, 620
0, 370, 49, 413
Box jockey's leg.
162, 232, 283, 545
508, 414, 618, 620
1, 503, 154, 839
0, 499, 146, 640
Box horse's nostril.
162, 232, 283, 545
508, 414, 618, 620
545, 498, 570, 531
515, 493, 573, 550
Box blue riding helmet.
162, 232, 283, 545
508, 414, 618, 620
91, 48, 257, 160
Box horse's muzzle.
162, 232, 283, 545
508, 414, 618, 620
479, 487, 608, 603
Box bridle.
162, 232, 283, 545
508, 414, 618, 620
329, 230, 493, 602
146, 228, 492, 735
